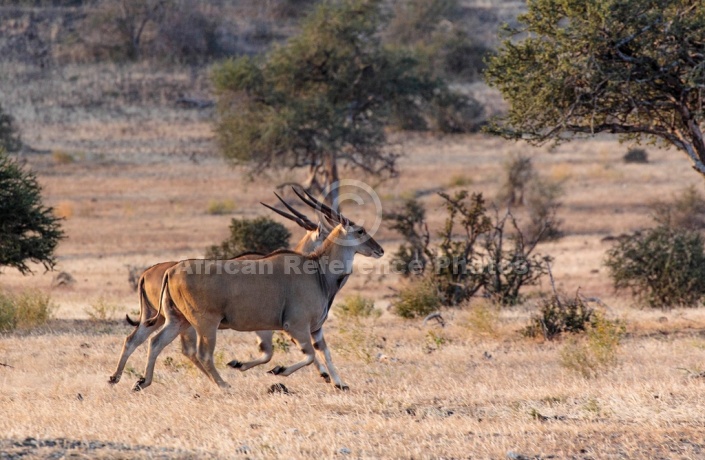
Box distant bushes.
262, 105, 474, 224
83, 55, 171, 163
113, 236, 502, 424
623, 148, 648, 164
0, 104, 22, 153
205, 216, 290, 259
499, 153, 563, 242
0, 289, 55, 332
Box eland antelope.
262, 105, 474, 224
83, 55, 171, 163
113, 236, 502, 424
133, 190, 383, 391
109, 192, 335, 386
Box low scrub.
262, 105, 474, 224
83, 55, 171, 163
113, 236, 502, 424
560, 312, 625, 378
336, 295, 380, 319
604, 224, 705, 308
85, 296, 120, 321
392, 278, 441, 319
0, 289, 55, 332
523, 291, 595, 341
385, 190, 552, 309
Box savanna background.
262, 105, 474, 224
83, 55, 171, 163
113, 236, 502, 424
2, 0, 705, 458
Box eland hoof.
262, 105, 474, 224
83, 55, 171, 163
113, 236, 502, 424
320, 372, 331, 383
132, 378, 147, 392
108, 375, 120, 385
268, 366, 285, 375
227, 360, 243, 369
335, 384, 350, 391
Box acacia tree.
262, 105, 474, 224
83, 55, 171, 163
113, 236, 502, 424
485, 0, 705, 177
213, 0, 467, 206
0, 150, 64, 274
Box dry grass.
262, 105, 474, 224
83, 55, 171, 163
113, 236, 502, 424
3, 57, 705, 458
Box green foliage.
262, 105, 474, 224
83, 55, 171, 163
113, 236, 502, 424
650, 185, 705, 232
0, 289, 55, 332
0, 105, 22, 153
605, 224, 705, 308
392, 277, 442, 319
0, 149, 64, 274
560, 312, 625, 378
205, 216, 290, 259
337, 294, 380, 319
485, 0, 705, 176
212, 0, 478, 197
523, 291, 595, 340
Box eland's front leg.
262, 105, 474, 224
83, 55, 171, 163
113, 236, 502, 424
268, 327, 316, 377
312, 327, 347, 390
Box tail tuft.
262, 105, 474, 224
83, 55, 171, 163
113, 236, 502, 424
125, 314, 140, 327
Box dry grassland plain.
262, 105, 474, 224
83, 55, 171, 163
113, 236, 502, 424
2, 55, 705, 460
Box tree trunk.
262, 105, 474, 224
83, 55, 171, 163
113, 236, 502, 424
323, 152, 340, 210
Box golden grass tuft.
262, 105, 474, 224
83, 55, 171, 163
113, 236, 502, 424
53, 201, 75, 219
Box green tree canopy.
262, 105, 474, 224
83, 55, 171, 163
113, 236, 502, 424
0, 150, 64, 274
485, 0, 705, 177
212, 0, 475, 205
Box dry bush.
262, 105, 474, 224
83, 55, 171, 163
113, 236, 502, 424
498, 153, 534, 206
392, 277, 441, 319
85, 296, 120, 321
0, 289, 55, 332
205, 199, 236, 215
525, 177, 563, 242
336, 294, 380, 319
523, 291, 595, 341
560, 312, 625, 378
52, 150, 75, 165
650, 185, 705, 231
463, 301, 499, 338
386, 191, 552, 308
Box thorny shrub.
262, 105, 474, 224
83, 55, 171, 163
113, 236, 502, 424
386, 190, 552, 309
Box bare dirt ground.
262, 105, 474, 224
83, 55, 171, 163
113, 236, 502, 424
3, 60, 705, 458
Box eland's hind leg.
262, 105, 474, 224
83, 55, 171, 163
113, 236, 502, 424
180, 327, 209, 375
109, 316, 164, 384
195, 327, 230, 388
133, 317, 189, 391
